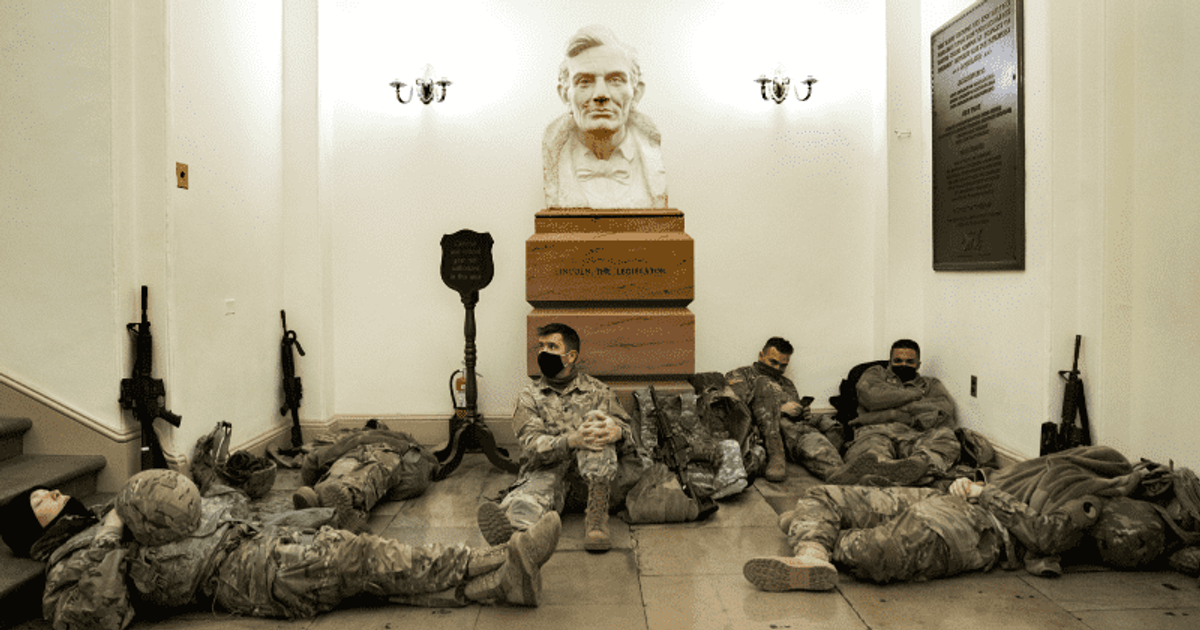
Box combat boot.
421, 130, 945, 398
315, 480, 362, 531
583, 480, 612, 552
827, 453, 928, 486
477, 501, 516, 546
763, 428, 788, 482
292, 486, 320, 510
463, 511, 561, 606
743, 542, 838, 592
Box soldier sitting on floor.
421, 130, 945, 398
827, 339, 959, 486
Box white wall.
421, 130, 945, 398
1, 0, 119, 423
164, 1, 288, 453
320, 0, 887, 421
1121, 1, 1200, 466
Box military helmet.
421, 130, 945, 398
1092, 497, 1167, 569
116, 469, 202, 546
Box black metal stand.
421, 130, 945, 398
433, 290, 519, 480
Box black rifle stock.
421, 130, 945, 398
647, 385, 718, 520
280, 310, 305, 448
119, 286, 182, 470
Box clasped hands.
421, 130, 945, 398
566, 410, 622, 452
949, 477, 984, 500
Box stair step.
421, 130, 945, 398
0, 454, 106, 514
0, 417, 33, 463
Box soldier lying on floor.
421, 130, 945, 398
290, 419, 440, 531
0, 469, 559, 630
742, 465, 1175, 591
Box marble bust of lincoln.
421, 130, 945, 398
543, 26, 667, 209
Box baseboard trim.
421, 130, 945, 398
332, 414, 518, 447
988, 438, 1029, 468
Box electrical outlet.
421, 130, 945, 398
225, 299, 235, 315
970, 375, 978, 397
176, 162, 188, 189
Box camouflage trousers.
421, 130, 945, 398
318, 443, 403, 520
785, 485, 1004, 584
779, 420, 845, 481
212, 526, 474, 618
844, 423, 960, 472
500, 445, 619, 531
747, 376, 844, 480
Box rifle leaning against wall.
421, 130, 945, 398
119, 286, 182, 470
647, 385, 719, 521
1040, 334, 1092, 455
279, 310, 305, 449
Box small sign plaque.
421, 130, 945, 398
440, 230, 495, 294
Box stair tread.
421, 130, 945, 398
0, 417, 33, 439
0, 554, 44, 598
0, 454, 106, 507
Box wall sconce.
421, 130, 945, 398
390, 64, 452, 105
755, 66, 818, 103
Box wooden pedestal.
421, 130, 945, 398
526, 208, 695, 408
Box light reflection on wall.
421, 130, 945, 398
321, 0, 527, 117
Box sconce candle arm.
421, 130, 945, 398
390, 80, 413, 104
795, 76, 818, 102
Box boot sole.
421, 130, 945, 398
743, 557, 838, 592
829, 455, 927, 486
477, 502, 516, 546
583, 533, 612, 552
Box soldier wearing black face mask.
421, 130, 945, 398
826, 339, 959, 486
476, 323, 641, 554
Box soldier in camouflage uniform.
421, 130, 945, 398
743, 476, 1103, 591
831, 339, 959, 486
477, 323, 640, 553
726, 337, 844, 483
293, 421, 437, 532
9, 471, 561, 630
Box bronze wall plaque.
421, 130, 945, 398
931, 0, 1024, 271
440, 230, 494, 294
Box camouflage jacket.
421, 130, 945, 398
977, 485, 1101, 557
856, 365, 956, 430
726, 363, 832, 431
513, 372, 634, 471
726, 364, 803, 420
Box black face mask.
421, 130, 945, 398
538, 351, 566, 378
755, 361, 785, 379
892, 365, 918, 382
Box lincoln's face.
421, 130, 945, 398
559, 45, 643, 140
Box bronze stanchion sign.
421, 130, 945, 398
434, 230, 517, 478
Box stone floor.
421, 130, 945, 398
15, 454, 1200, 630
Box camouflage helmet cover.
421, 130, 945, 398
1092, 496, 1167, 569
116, 469, 202, 546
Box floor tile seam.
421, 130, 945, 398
834, 585, 875, 630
